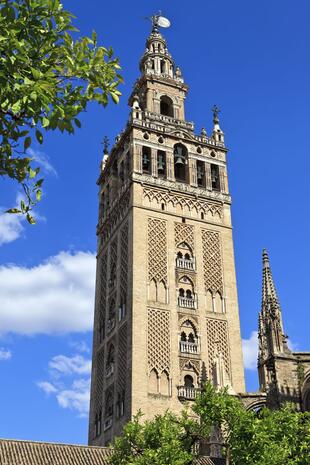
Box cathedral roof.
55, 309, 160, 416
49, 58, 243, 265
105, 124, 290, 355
0, 438, 224, 465
0, 439, 111, 465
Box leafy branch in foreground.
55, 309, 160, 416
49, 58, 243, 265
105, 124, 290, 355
0, 0, 123, 223
110, 383, 310, 465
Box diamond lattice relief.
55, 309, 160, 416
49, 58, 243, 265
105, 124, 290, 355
109, 238, 118, 289
148, 218, 168, 284
94, 348, 105, 410
174, 223, 195, 251
147, 308, 170, 374
202, 229, 223, 294
118, 323, 127, 389
206, 318, 230, 376
120, 223, 128, 298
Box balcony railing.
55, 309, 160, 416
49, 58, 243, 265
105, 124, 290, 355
176, 257, 195, 270
180, 341, 199, 354
106, 364, 114, 378
177, 386, 200, 400
178, 297, 197, 309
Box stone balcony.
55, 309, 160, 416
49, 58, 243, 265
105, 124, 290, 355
176, 257, 195, 271
178, 296, 197, 309
177, 386, 200, 400
143, 110, 194, 131
179, 341, 199, 355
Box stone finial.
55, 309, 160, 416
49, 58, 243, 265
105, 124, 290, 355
212, 105, 221, 125
102, 136, 109, 155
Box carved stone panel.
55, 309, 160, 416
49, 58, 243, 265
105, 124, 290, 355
206, 318, 231, 377
202, 229, 223, 295
148, 218, 168, 285
147, 308, 171, 375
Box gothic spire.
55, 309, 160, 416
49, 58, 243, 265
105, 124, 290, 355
262, 248, 280, 311
258, 249, 289, 364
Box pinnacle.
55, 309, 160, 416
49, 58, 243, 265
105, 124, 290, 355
262, 249, 279, 306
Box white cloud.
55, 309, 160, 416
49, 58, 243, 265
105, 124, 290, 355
49, 354, 91, 376
38, 353, 91, 416
0, 348, 12, 361
37, 381, 58, 395
0, 210, 24, 246
242, 331, 258, 370
0, 251, 96, 335
28, 148, 57, 176
56, 378, 90, 416
69, 340, 90, 354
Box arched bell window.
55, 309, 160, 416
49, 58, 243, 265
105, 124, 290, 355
197, 160, 205, 187
160, 95, 174, 117
174, 143, 188, 182
142, 146, 151, 174
211, 164, 220, 191
157, 150, 166, 177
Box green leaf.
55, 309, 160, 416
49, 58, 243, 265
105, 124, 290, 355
36, 129, 43, 144
36, 190, 42, 201
110, 92, 119, 104
26, 213, 36, 225
74, 118, 81, 128
42, 117, 49, 128
5, 208, 22, 214
29, 169, 37, 179
24, 136, 32, 151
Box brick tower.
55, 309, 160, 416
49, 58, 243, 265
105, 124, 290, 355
88, 15, 245, 446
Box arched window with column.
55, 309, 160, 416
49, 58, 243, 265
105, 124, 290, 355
174, 143, 188, 182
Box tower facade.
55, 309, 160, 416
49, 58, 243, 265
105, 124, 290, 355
89, 19, 245, 446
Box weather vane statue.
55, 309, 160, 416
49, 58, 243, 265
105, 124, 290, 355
212, 105, 221, 125
148, 11, 171, 32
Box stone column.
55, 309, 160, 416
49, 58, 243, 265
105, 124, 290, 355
151, 148, 158, 177
134, 144, 142, 173
166, 150, 174, 181
205, 162, 212, 190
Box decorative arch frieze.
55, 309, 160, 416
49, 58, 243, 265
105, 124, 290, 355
143, 186, 222, 220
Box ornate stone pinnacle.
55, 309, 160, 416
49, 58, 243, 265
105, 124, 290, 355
212, 105, 221, 125
102, 136, 109, 155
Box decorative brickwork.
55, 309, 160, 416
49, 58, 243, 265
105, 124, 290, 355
109, 238, 118, 291
202, 230, 223, 295
94, 348, 105, 412
174, 222, 195, 251
117, 323, 127, 389
120, 223, 128, 301
147, 308, 170, 375
98, 252, 108, 345
148, 218, 168, 285
143, 187, 223, 218
179, 358, 200, 374
206, 318, 230, 376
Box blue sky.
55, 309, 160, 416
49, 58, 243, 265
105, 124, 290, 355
1, 0, 310, 445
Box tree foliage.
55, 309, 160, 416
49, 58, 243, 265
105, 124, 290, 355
110, 383, 310, 465
0, 0, 122, 222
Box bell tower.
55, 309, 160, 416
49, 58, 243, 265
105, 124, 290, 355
88, 15, 245, 446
